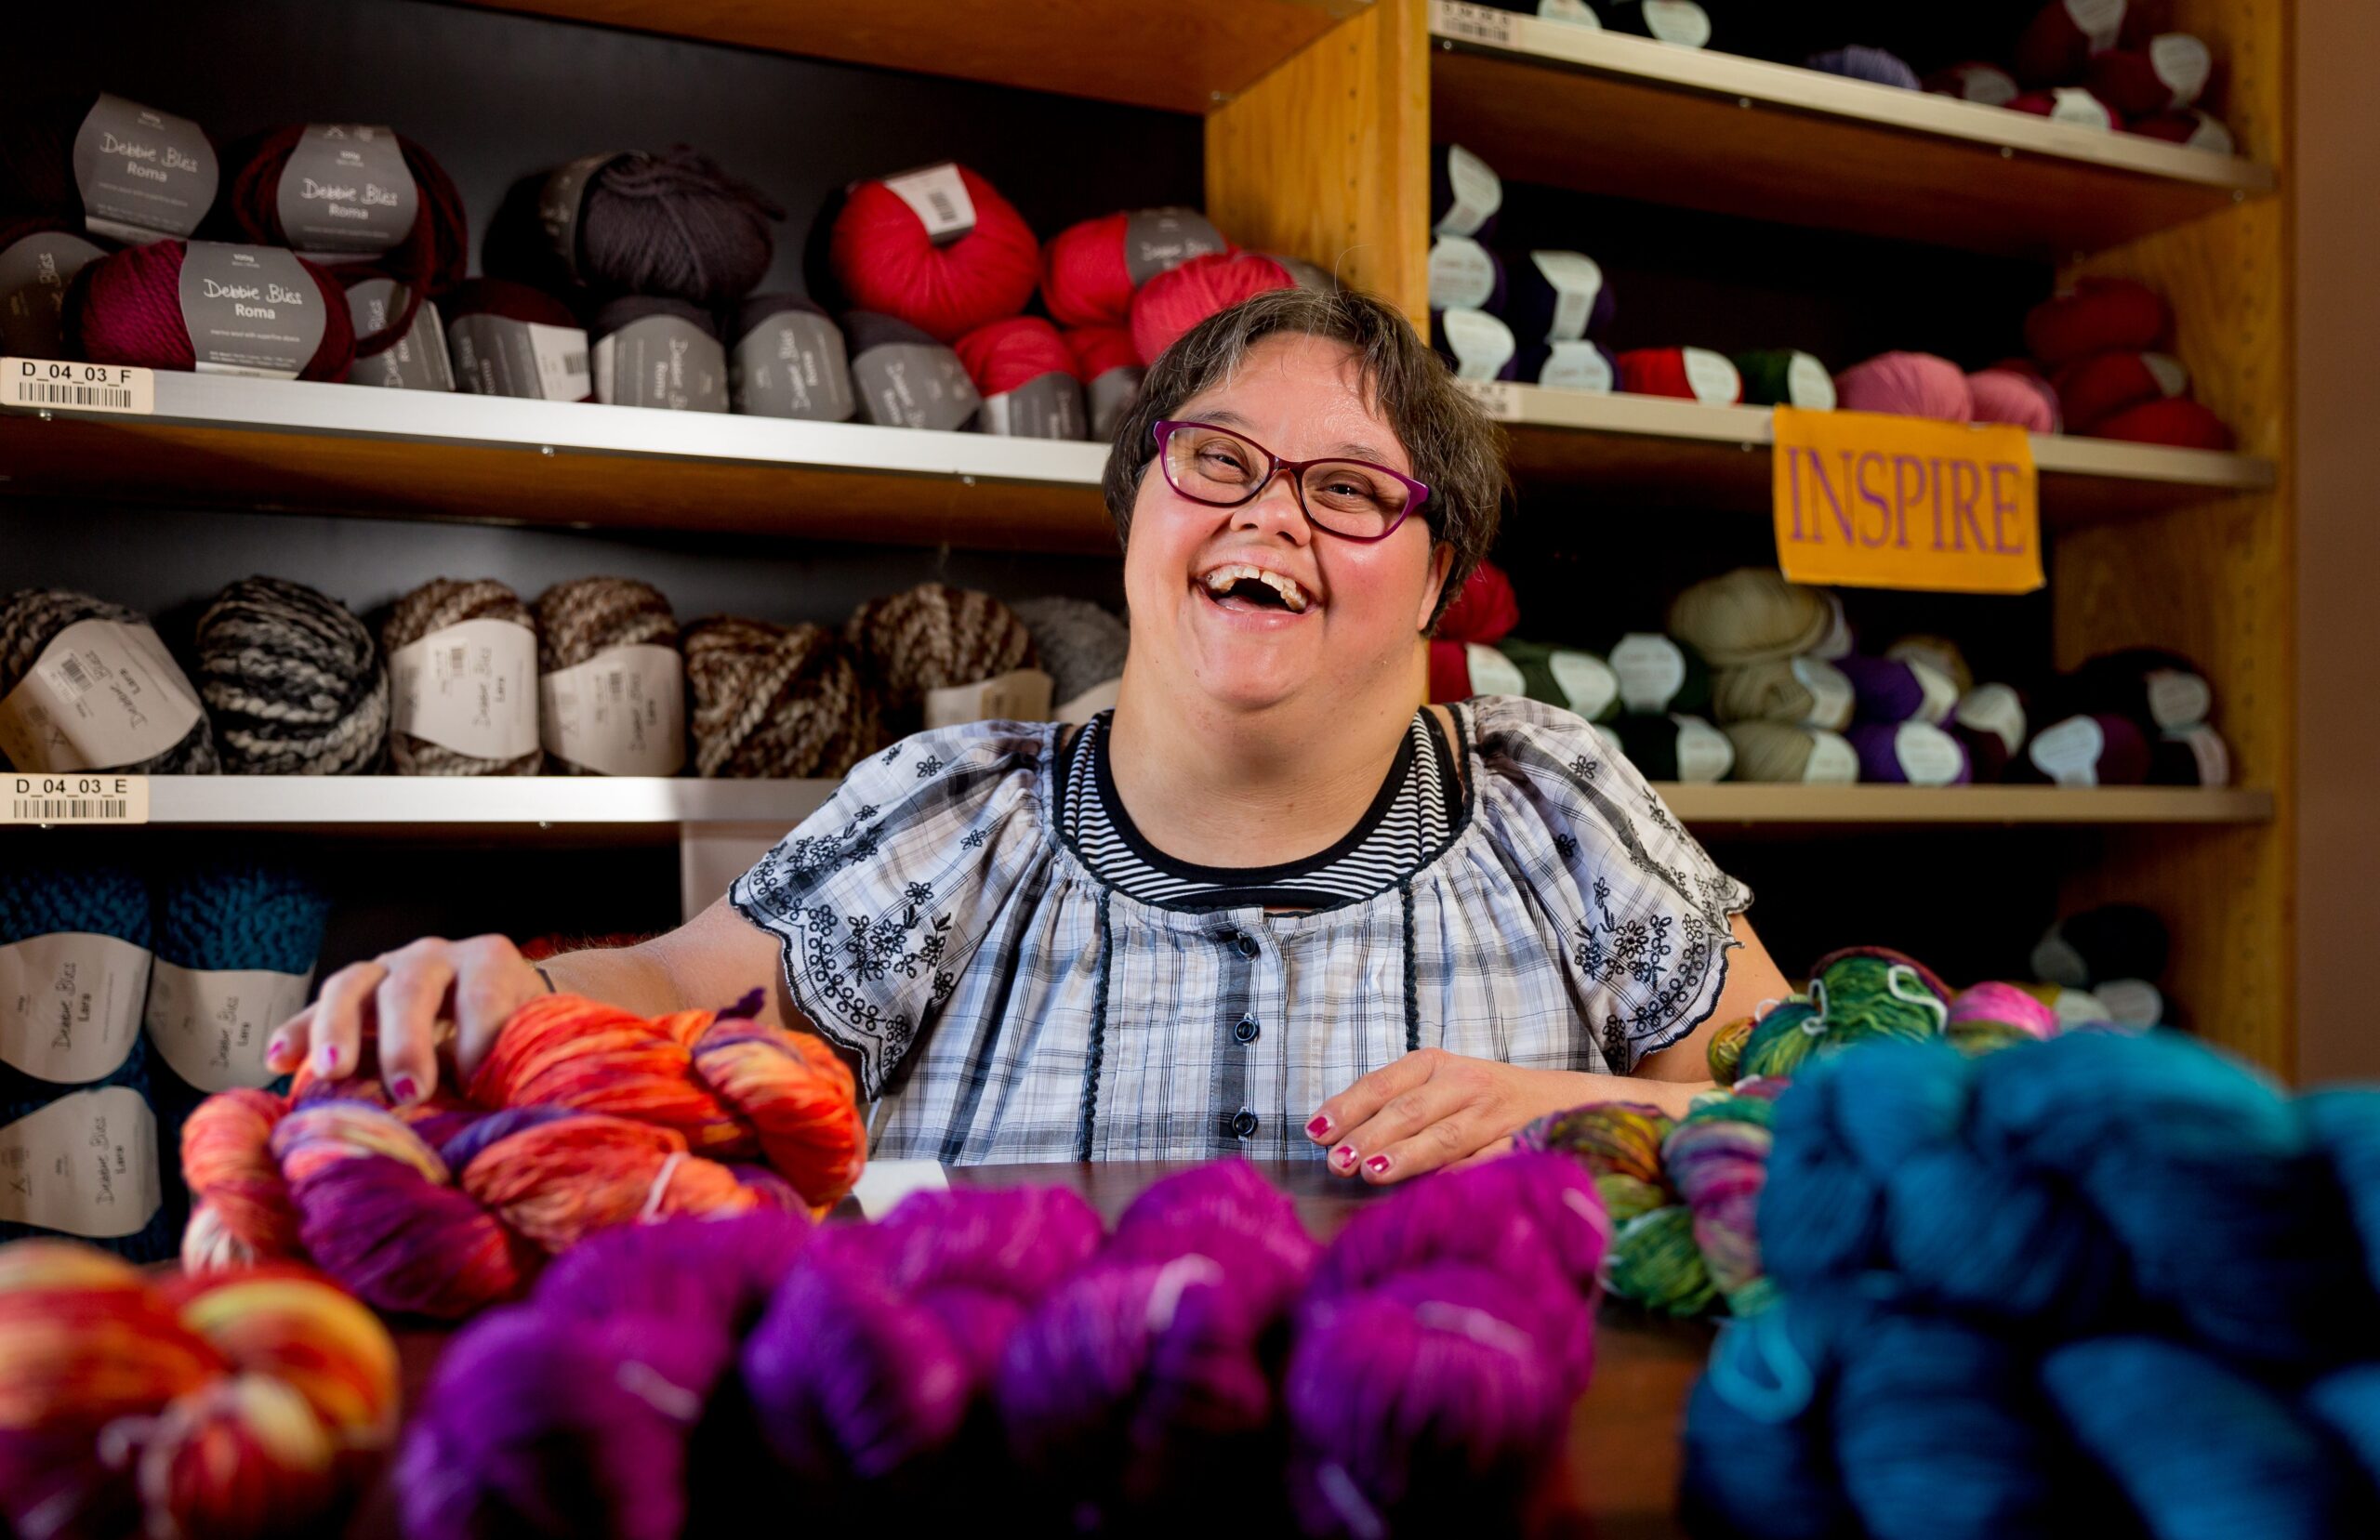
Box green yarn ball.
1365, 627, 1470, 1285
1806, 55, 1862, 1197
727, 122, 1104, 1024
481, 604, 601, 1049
1739, 999, 1828, 1081
1606, 1204, 1718, 1317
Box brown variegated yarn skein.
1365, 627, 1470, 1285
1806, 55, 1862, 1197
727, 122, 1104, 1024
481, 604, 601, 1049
380, 578, 541, 776
844, 583, 1038, 734
683, 617, 880, 778
534, 577, 682, 775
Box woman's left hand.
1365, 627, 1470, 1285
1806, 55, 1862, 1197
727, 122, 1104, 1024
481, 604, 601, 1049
1304, 1048, 1652, 1184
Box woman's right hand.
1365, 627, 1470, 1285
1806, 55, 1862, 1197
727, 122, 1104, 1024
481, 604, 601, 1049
263, 935, 549, 1106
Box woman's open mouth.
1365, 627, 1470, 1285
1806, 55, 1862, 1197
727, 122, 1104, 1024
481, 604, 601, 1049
1196, 562, 1313, 615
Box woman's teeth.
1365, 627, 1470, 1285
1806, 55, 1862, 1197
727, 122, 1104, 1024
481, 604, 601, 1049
1198, 563, 1310, 613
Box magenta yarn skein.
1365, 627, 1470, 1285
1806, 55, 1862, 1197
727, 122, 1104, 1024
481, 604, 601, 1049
1834, 352, 1973, 421
1950, 982, 2061, 1041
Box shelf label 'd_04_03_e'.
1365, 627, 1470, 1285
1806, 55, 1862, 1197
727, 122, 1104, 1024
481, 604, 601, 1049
1770, 405, 2044, 595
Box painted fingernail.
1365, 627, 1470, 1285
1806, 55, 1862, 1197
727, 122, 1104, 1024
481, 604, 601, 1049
1305, 1114, 1331, 1139
1365, 1155, 1392, 1177
266, 1033, 289, 1065
314, 1044, 339, 1076
390, 1075, 419, 1106
1332, 1145, 1356, 1170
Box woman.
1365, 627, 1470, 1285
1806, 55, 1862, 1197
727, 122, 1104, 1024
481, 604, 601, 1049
266, 287, 1791, 1183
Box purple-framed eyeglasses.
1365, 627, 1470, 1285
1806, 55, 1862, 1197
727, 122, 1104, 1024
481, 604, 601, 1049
1151, 419, 1432, 543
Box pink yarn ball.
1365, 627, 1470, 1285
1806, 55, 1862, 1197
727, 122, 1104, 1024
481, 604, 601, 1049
1967, 367, 2061, 432
1950, 981, 2061, 1041
1834, 351, 1974, 422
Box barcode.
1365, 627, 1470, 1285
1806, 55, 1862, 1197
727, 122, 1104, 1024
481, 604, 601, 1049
544, 351, 589, 375
12, 798, 127, 821
927, 191, 959, 220
15, 381, 133, 409
448, 646, 466, 672
56, 655, 92, 693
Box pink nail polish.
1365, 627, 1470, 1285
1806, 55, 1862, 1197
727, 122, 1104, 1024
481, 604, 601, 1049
390, 1075, 418, 1106
1332, 1145, 1356, 1169
314, 1045, 339, 1076
1365, 1155, 1391, 1176
266, 1034, 289, 1064
1305, 1114, 1331, 1139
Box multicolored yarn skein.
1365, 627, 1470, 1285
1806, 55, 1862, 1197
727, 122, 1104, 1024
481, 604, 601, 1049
845, 582, 1038, 733
381, 577, 542, 776
194, 576, 389, 774
0, 589, 219, 773
178, 990, 866, 1318
0, 1243, 401, 1540
682, 615, 881, 777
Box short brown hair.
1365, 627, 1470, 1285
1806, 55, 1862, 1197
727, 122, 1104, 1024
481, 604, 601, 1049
1102, 288, 1508, 626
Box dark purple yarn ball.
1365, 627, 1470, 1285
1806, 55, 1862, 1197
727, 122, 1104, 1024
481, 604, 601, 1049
535, 1208, 813, 1327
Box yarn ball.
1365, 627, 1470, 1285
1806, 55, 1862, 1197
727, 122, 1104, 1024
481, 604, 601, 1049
179, 990, 865, 1318
2025, 278, 2170, 368
2054, 349, 2187, 431
1064, 322, 1143, 387
443, 279, 591, 402
1924, 61, 2020, 104
828, 165, 1037, 342
730, 294, 853, 421
1735, 349, 1837, 411
589, 294, 715, 346
534, 576, 683, 775
1712, 658, 1854, 731
2031, 903, 2169, 990
1666, 567, 1834, 668
1499, 641, 1620, 720
380, 578, 541, 777
1129, 251, 1295, 366
1949, 681, 2028, 782
1432, 308, 1520, 381
1503, 249, 1615, 344
1845, 720, 1972, 785
1435, 559, 1520, 645
1516, 339, 1619, 391
1430, 142, 1502, 240
1805, 46, 1920, 88
573, 147, 778, 306
2129, 108, 2236, 153
1833, 351, 1972, 421
1835, 652, 1956, 724
68, 240, 355, 381
844, 583, 1037, 721
1515, 1100, 1675, 1222
1604, 631, 1713, 715
221, 126, 468, 357
1966, 367, 2060, 431
1612, 713, 1734, 783
0, 589, 218, 773
1947, 981, 2061, 1049
1010, 597, 1128, 708
0, 1244, 400, 1540
2023, 711, 2153, 784
1427, 235, 1506, 315
2149, 723, 2230, 787
844, 311, 984, 431
954, 315, 1087, 438
682, 616, 881, 778
2062, 646, 2211, 731
2086, 36, 2214, 115
1722, 721, 1858, 784
2014, 0, 2128, 86
194, 576, 389, 775
2091, 395, 2235, 450
1039, 207, 1229, 328
1617, 347, 1742, 404
0, 219, 105, 357
1884, 635, 1974, 697
1427, 639, 1476, 704
2007, 87, 2117, 134
0, 97, 217, 232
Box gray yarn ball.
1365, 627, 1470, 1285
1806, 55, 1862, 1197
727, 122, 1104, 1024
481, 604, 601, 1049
195, 576, 390, 774
0, 588, 218, 773
1011, 597, 1128, 707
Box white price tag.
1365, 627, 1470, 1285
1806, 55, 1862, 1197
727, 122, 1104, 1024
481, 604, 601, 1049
0, 619, 203, 773
1909, 660, 1961, 725
2144, 668, 2211, 731
540, 644, 686, 777
1528, 252, 1605, 343
881, 164, 976, 244
1438, 309, 1514, 382
527, 322, 590, 401
1641, 0, 1712, 46
0, 1087, 161, 1240
144, 961, 313, 1093
1548, 651, 1619, 719
1609, 633, 1687, 714
1802, 730, 1858, 783
4, 357, 153, 415
1681, 348, 1739, 404
2065, 0, 2124, 52
5, 772, 147, 824
1892, 721, 1965, 785
1790, 657, 1855, 731
2029, 715, 2105, 787
1464, 644, 1526, 699
2046, 87, 2114, 129
0, 933, 151, 1085
924, 667, 1055, 730
1786, 353, 1836, 411
1537, 340, 1614, 393
1435, 145, 1501, 238
1427, 236, 1499, 312
1673, 714, 1733, 783
1954, 684, 2027, 756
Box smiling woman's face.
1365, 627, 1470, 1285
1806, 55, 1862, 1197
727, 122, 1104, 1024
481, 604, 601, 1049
1121, 332, 1450, 718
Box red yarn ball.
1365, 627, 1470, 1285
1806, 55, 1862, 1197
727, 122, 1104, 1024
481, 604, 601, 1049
1615, 347, 1742, 404
1064, 324, 1141, 381
222, 125, 469, 358
1128, 251, 1294, 366
1428, 640, 1474, 704
2025, 278, 2170, 368
1040, 207, 1230, 328
2014, 0, 2127, 86
69, 240, 354, 381
954, 315, 1075, 396
2128, 109, 2233, 154
2085, 38, 2213, 116
2088, 396, 2233, 451
828, 165, 1038, 343
2053, 350, 2185, 431
1436, 560, 1520, 646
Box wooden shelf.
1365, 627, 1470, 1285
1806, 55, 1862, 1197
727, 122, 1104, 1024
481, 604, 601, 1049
1428, 2, 2276, 258
1664, 783, 2273, 829
447, 0, 1361, 115
1464, 382, 2275, 521
0, 371, 1116, 554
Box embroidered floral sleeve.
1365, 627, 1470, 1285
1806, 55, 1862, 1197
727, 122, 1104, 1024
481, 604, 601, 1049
730, 721, 1056, 1098
1467, 694, 1753, 1072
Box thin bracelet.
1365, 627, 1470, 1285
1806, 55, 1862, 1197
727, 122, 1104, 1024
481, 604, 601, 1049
535, 966, 558, 994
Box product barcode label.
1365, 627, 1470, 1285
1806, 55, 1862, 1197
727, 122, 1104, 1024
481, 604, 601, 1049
5, 774, 149, 824
1436, 3, 1518, 46
1456, 378, 1522, 420
4, 358, 154, 415
880, 164, 976, 244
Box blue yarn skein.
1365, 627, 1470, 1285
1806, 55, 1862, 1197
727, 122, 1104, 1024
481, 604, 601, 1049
0, 859, 172, 1260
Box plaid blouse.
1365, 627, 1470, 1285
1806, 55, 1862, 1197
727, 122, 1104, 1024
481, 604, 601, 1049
731, 694, 1752, 1164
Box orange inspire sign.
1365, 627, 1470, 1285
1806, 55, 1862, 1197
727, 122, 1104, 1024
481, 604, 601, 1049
1769, 406, 2045, 594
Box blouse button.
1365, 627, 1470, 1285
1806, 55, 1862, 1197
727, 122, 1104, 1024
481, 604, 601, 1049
1233, 931, 1260, 958
1229, 1108, 1260, 1139
1235, 1014, 1261, 1045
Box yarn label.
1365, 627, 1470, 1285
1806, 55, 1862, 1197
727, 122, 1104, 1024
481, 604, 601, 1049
852, 342, 981, 432
1548, 652, 1619, 718
1954, 683, 2026, 755
0, 231, 105, 359
2095, 977, 2163, 1026
881, 164, 975, 244
71, 94, 218, 245
389, 617, 539, 760
981, 374, 1087, 440
0, 933, 149, 1085
448, 315, 590, 401
1427, 236, 1499, 312
1673, 715, 1732, 783
1527, 252, 1604, 342
0, 1086, 160, 1239
176, 243, 326, 379
1435, 145, 1501, 238
1537, 0, 1602, 24
1437, 310, 1514, 382
2045, 86, 2114, 129
539, 643, 687, 777
2029, 715, 2106, 786
1054, 678, 1122, 725
2148, 35, 2212, 109
733, 309, 853, 422
1813, 591, 1855, 659
2062, 0, 2124, 53
2169, 724, 2229, 786
923, 668, 1054, 730
344, 283, 454, 390
1681, 348, 1739, 404
1609, 633, 1687, 714
6, 772, 148, 824
2143, 669, 2211, 730
2142, 353, 2188, 398
593, 317, 729, 413
1802, 731, 1858, 783
1892, 721, 1964, 785
1640, 1, 1712, 47
1464, 644, 1526, 699
851, 1159, 950, 1219
539, 152, 626, 279
1786, 353, 1836, 411
1791, 657, 1855, 731
1772, 408, 2043, 594
1435, 3, 1519, 46
2177, 112, 2234, 155
1086, 365, 1144, 439
4, 357, 152, 415
1909, 660, 1960, 724
0, 619, 203, 773
1122, 209, 1229, 286
273, 125, 418, 256
143, 962, 312, 1093
1536, 341, 1612, 393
